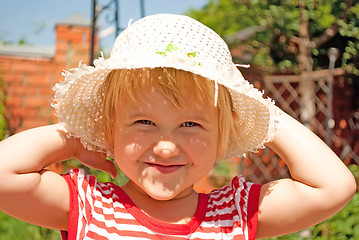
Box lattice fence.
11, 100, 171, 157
239, 68, 359, 184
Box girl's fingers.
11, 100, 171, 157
84, 157, 118, 179
102, 160, 118, 179
76, 146, 118, 179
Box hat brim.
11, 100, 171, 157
53, 63, 277, 158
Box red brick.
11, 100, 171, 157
8, 86, 37, 96
6, 96, 23, 107
52, 72, 65, 84
24, 97, 51, 108
1, 21, 94, 134
58, 32, 81, 42
22, 118, 49, 130
54, 54, 67, 64
68, 36, 83, 44
11, 107, 37, 118
8, 117, 22, 131
39, 86, 55, 96
0, 60, 12, 72
55, 25, 69, 31
33, 60, 52, 74
55, 41, 69, 53
41, 64, 59, 75
11, 60, 39, 74
54, 63, 66, 70
55, 28, 71, 38
26, 75, 52, 87
2, 73, 24, 85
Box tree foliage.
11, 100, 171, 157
0, 212, 61, 240
187, 0, 359, 75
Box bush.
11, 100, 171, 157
0, 211, 61, 240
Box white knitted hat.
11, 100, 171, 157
53, 14, 278, 158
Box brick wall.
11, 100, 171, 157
0, 22, 97, 134
0, 56, 57, 131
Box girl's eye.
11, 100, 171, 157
182, 121, 200, 127
136, 120, 155, 126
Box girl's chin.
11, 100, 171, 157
143, 185, 181, 201
142, 182, 193, 201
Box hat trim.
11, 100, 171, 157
53, 61, 278, 158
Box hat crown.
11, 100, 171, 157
107, 14, 234, 86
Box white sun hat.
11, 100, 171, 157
53, 14, 278, 158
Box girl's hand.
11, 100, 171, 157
74, 142, 118, 179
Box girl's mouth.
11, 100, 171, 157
146, 163, 184, 174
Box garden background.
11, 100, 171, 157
0, 0, 358, 239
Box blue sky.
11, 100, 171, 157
0, 0, 208, 48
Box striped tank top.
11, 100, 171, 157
61, 169, 261, 240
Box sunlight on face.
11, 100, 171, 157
125, 143, 143, 155
113, 88, 219, 201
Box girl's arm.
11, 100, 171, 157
256, 108, 356, 238
0, 124, 117, 230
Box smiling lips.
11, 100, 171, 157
146, 162, 184, 174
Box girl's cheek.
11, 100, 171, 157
120, 132, 154, 155
124, 142, 143, 155
188, 137, 211, 151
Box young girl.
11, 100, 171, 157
0, 14, 356, 240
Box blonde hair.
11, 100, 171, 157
102, 68, 237, 159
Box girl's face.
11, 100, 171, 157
113, 88, 219, 201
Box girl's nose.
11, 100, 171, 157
153, 140, 180, 158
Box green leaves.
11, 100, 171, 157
156, 43, 181, 56
0, 211, 61, 240
166, 43, 179, 52
155, 51, 167, 56
187, 51, 197, 58
156, 43, 199, 64
187, 0, 359, 75
314, 4, 336, 28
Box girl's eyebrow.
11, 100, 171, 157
125, 110, 213, 124
125, 112, 152, 119
179, 112, 214, 124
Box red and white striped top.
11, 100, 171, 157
61, 169, 261, 240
